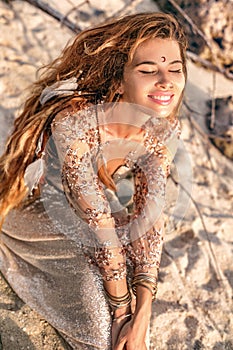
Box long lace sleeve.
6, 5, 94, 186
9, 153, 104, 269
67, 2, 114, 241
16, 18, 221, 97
128, 117, 181, 278
128, 153, 166, 278
51, 108, 126, 282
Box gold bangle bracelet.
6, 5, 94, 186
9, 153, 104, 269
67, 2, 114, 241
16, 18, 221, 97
132, 281, 157, 300
132, 273, 158, 300
104, 287, 132, 309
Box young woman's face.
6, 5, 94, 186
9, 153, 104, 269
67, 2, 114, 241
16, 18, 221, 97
119, 38, 186, 118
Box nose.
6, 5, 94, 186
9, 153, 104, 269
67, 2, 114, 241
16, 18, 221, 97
154, 73, 173, 90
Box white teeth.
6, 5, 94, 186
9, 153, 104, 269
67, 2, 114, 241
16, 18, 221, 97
150, 95, 171, 101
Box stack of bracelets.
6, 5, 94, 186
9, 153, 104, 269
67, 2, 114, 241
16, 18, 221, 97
132, 273, 158, 301
104, 288, 132, 312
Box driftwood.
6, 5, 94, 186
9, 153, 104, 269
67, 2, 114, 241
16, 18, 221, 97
24, 0, 83, 32
166, 0, 233, 81
167, 0, 213, 49
23, 0, 143, 31
187, 51, 233, 81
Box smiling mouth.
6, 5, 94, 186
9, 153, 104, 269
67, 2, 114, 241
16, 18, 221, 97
148, 94, 174, 104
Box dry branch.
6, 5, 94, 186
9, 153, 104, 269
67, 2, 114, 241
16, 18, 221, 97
61, 0, 90, 26
167, 0, 213, 50
166, 0, 233, 81
23, 0, 143, 33
170, 173, 226, 286
187, 51, 233, 81
24, 0, 82, 33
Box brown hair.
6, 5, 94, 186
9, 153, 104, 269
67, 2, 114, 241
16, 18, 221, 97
0, 12, 187, 227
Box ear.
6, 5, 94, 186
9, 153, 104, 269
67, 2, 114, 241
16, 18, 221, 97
117, 82, 124, 95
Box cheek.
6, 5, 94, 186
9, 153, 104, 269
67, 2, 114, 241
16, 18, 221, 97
176, 78, 185, 94
123, 79, 139, 97
121, 76, 132, 93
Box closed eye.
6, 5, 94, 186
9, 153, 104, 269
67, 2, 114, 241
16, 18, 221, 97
169, 69, 182, 73
139, 70, 157, 75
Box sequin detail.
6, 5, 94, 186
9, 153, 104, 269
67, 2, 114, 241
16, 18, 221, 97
51, 106, 180, 281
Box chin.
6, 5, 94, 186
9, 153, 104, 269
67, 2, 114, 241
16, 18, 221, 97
152, 110, 172, 118
154, 105, 178, 119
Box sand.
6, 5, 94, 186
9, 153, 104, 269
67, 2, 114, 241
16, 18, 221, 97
0, 1, 233, 349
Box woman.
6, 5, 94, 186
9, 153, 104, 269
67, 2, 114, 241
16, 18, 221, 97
0, 12, 187, 350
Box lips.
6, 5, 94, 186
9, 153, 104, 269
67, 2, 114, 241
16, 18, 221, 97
148, 93, 174, 105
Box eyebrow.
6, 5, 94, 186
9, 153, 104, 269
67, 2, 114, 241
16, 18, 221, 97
135, 59, 183, 66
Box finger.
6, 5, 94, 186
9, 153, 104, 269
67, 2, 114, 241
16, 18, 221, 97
113, 337, 127, 350
111, 322, 127, 348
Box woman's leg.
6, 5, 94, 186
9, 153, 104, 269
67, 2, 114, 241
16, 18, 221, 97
0, 225, 112, 350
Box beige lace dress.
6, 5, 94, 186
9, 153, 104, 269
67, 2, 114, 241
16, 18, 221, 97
0, 103, 180, 349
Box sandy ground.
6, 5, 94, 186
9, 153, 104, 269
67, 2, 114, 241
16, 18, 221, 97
0, 1, 233, 349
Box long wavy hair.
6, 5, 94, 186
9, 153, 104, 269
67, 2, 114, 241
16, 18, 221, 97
0, 12, 188, 227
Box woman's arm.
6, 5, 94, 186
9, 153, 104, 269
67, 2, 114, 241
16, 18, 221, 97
51, 108, 132, 325
115, 118, 181, 349
113, 147, 169, 349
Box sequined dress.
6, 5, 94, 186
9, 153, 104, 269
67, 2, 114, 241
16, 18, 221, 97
0, 104, 180, 349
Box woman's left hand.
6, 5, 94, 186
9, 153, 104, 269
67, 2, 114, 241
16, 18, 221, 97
111, 313, 131, 349
113, 316, 148, 350
113, 285, 153, 350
